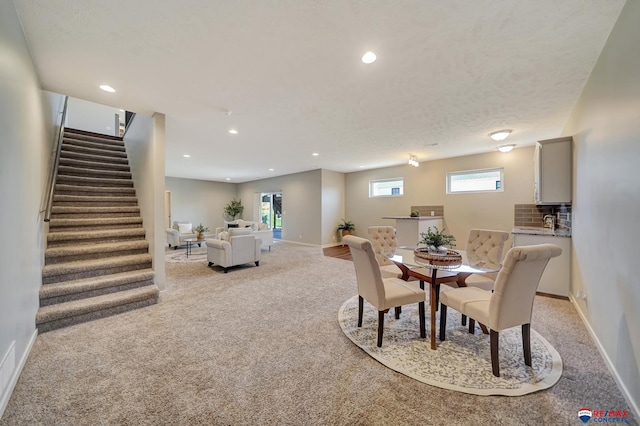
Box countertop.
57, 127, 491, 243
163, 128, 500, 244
382, 216, 443, 220
511, 226, 572, 237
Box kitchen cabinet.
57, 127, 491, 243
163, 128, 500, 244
512, 228, 571, 297
382, 216, 443, 247
534, 136, 572, 205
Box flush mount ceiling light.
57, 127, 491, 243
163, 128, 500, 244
183, 154, 191, 158
225, 177, 231, 181
362, 51, 377, 64
228, 129, 238, 134
99, 84, 116, 93
268, 168, 274, 171
490, 130, 512, 141
408, 154, 419, 167
312, 152, 319, 156
498, 144, 516, 153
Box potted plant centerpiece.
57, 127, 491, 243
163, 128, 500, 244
418, 226, 456, 255
194, 223, 209, 241
224, 198, 244, 220
337, 219, 355, 238
410, 209, 420, 217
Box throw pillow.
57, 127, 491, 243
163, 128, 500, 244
178, 223, 193, 234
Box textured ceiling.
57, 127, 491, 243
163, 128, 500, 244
14, 0, 625, 182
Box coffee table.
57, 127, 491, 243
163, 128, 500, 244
184, 238, 198, 258
388, 247, 499, 350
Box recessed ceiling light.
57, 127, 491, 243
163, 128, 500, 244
99, 84, 116, 93
268, 168, 274, 171
183, 154, 191, 158
359, 165, 365, 168
225, 177, 231, 181
312, 152, 319, 156
490, 130, 512, 141
228, 129, 238, 134
362, 51, 377, 64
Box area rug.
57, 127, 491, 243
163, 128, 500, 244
165, 245, 208, 263
338, 295, 562, 396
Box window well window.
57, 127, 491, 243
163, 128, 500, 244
369, 177, 404, 197
447, 168, 504, 194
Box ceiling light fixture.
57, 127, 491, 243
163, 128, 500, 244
408, 154, 419, 167
268, 168, 274, 171
228, 129, 238, 134
99, 84, 116, 93
312, 152, 319, 156
362, 51, 377, 64
225, 177, 231, 181
490, 130, 512, 141
183, 154, 191, 158
498, 144, 516, 153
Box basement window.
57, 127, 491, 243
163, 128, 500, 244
447, 168, 504, 194
369, 177, 404, 197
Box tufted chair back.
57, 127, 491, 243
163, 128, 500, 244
465, 229, 510, 270
367, 226, 398, 267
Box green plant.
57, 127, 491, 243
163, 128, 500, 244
410, 210, 420, 217
193, 223, 209, 234
419, 226, 456, 248
337, 219, 355, 232
224, 198, 244, 218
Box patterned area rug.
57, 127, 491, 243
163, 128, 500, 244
165, 245, 208, 263
338, 295, 562, 396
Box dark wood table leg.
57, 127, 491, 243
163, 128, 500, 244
430, 268, 438, 350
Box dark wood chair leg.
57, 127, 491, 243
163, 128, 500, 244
395, 306, 401, 319
224, 267, 228, 273
358, 296, 364, 327
255, 261, 260, 266
418, 302, 426, 338
439, 304, 447, 341
208, 262, 213, 267
490, 330, 500, 377
461, 314, 467, 326
435, 284, 440, 311
377, 310, 385, 347
468, 318, 475, 334
522, 323, 532, 366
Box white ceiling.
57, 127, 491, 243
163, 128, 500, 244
14, 0, 625, 183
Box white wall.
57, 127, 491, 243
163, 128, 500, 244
321, 170, 346, 246
345, 146, 536, 250
164, 177, 237, 232
238, 170, 322, 245
0, 1, 58, 416
563, 0, 640, 413
66, 97, 123, 136
124, 113, 166, 290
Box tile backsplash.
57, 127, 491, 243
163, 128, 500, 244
411, 205, 444, 217
514, 204, 571, 231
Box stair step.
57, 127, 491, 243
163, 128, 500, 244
56, 173, 134, 188
53, 193, 137, 206
42, 253, 152, 284
40, 269, 155, 306
49, 216, 143, 232
57, 165, 132, 180
50, 205, 141, 220
59, 156, 130, 172
61, 142, 128, 159
53, 184, 136, 198
45, 240, 149, 264
47, 227, 146, 246
64, 129, 123, 144
59, 150, 129, 166
36, 285, 159, 332
63, 137, 125, 153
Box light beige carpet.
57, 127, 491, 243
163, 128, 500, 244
0, 242, 634, 425
339, 295, 562, 396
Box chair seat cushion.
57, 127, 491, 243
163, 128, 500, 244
381, 278, 425, 310
380, 264, 402, 279
464, 274, 495, 291
439, 286, 490, 314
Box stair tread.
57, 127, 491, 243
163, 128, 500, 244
40, 269, 155, 297
63, 137, 125, 151
46, 240, 149, 257
36, 286, 159, 324
53, 194, 137, 202
51, 205, 140, 213
42, 253, 152, 277
58, 165, 132, 178
59, 151, 129, 164
49, 217, 143, 229
56, 174, 134, 185
62, 143, 128, 158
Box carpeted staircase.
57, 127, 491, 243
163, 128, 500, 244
37, 128, 159, 332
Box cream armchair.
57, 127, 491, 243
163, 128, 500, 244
215, 219, 274, 251
166, 221, 215, 249
206, 228, 261, 273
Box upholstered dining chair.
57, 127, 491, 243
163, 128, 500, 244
367, 226, 402, 278
439, 243, 562, 377
344, 235, 426, 347
461, 229, 510, 290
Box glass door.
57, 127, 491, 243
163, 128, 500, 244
261, 192, 282, 239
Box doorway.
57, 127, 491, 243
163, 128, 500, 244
261, 192, 282, 239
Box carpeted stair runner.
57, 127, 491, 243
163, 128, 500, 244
38, 128, 159, 332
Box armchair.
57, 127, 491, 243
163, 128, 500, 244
166, 221, 215, 249
206, 228, 261, 273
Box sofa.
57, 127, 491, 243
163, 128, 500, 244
206, 228, 261, 273
215, 219, 274, 251
166, 221, 215, 249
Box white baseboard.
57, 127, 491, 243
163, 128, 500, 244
0, 329, 38, 419
569, 294, 639, 418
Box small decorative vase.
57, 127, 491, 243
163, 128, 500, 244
197, 233, 204, 241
